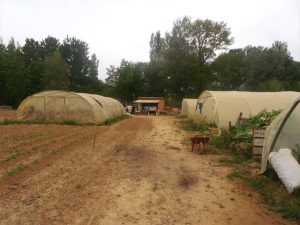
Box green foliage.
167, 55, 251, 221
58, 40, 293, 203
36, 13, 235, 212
43, 51, 70, 90
209, 110, 281, 157
0, 35, 103, 108
210, 129, 232, 149
0, 118, 92, 126
1, 16, 299, 109
219, 153, 250, 167
220, 153, 300, 221
211, 41, 297, 91
105, 60, 146, 103
179, 119, 209, 132
1, 151, 23, 163
227, 169, 250, 180
1, 118, 10, 125
59, 120, 80, 126
102, 114, 130, 126
5, 163, 28, 176
211, 49, 246, 90
232, 110, 281, 143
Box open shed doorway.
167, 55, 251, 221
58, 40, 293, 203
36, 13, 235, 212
133, 97, 164, 115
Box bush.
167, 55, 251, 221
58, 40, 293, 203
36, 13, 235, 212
210, 129, 232, 149
210, 110, 281, 156
179, 119, 210, 133
232, 110, 281, 144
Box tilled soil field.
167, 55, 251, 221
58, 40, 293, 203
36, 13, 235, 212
0, 116, 295, 225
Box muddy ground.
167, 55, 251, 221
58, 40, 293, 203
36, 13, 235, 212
0, 115, 295, 225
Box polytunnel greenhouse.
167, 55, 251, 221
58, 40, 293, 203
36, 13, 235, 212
181, 98, 198, 119
17, 90, 125, 124
261, 96, 300, 173
193, 90, 300, 130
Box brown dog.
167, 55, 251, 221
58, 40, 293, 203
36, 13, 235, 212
190, 136, 210, 153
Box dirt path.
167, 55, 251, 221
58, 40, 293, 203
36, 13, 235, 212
0, 116, 295, 225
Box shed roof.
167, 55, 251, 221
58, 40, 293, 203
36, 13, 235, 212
134, 99, 160, 104
137, 97, 163, 99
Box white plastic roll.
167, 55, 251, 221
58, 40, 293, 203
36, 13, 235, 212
268, 148, 300, 193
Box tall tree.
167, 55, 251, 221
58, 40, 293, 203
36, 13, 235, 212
105, 60, 145, 103
22, 38, 44, 94
42, 51, 70, 90
156, 16, 232, 101
188, 19, 233, 65
243, 42, 293, 90
0, 39, 7, 105
40, 36, 60, 58
211, 49, 245, 90
59, 36, 90, 91
3, 38, 30, 107
149, 31, 165, 62
143, 61, 168, 97
88, 53, 99, 79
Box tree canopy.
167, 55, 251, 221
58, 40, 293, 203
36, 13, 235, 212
0, 36, 103, 107
0, 16, 299, 108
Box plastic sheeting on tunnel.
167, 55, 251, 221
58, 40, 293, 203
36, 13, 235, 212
181, 98, 198, 119
16, 90, 125, 124
261, 96, 300, 174
193, 90, 300, 130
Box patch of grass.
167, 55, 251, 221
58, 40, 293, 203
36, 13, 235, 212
227, 169, 250, 181
205, 145, 218, 154
218, 151, 251, 167
276, 200, 300, 220
210, 130, 233, 149
225, 163, 300, 221
1, 118, 11, 125
5, 163, 28, 176
216, 146, 300, 221
291, 188, 300, 198
1, 151, 23, 163
59, 120, 80, 126
31, 158, 39, 165
0, 118, 17, 125
179, 119, 208, 133
181, 138, 191, 146
102, 114, 129, 126
0, 118, 94, 126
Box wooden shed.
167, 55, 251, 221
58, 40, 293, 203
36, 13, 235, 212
134, 97, 164, 114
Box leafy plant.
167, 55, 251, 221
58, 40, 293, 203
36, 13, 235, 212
5, 163, 28, 176
232, 110, 281, 143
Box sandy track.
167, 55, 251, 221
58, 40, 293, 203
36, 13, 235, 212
0, 116, 295, 225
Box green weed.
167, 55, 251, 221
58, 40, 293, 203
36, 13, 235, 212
59, 120, 80, 126
227, 170, 250, 181
1, 151, 23, 163
210, 130, 232, 149
31, 159, 39, 165
102, 115, 129, 126
5, 163, 28, 176
179, 119, 209, 133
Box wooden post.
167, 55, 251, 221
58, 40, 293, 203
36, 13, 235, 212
93, 133, 97, 149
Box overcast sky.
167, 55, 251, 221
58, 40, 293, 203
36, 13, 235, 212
0, 0, 299, 81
